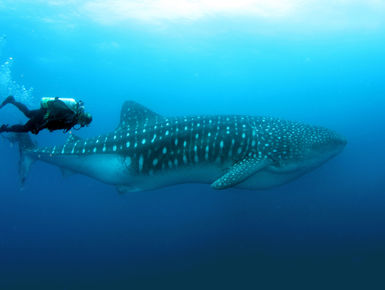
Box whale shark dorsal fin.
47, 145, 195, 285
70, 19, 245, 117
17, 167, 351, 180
211, 157, 270, 190
118, 101, 164, 129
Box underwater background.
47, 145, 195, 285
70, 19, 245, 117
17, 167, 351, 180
0, 1, 385, 289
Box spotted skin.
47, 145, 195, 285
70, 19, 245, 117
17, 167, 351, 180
24, 101, 346, 191
211, 157, 270, 189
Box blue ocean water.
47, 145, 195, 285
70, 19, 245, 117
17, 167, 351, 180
0, 1, 385, 289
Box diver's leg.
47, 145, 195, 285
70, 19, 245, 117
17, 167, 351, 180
0, 119, 40, 134
10, 102, 36, 118
0, 96, 15, 108
0, 124, 29, 133
0, 96, 38, 118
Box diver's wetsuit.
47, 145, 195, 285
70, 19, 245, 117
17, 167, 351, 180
0, 97, 78, 134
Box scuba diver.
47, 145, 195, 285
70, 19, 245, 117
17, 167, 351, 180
0, 96, 92, 134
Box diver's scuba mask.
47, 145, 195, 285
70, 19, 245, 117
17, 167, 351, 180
74, 100, 92, 128
77, 110, 92, 127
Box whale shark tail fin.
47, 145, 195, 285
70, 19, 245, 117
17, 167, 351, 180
3, 133, 36, 188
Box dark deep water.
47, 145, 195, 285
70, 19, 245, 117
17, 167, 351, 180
1, 1, 385, 289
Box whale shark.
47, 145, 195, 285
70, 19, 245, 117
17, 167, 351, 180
10, 101, 346, 193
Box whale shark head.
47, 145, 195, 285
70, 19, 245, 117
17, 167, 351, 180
298, 126, 346, 168
266, 122, 347, 173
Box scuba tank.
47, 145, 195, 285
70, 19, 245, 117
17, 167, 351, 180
41, 97, 79, 112
37, 97, 90, 132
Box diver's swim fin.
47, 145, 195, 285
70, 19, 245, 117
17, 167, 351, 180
0, 95, 15, 109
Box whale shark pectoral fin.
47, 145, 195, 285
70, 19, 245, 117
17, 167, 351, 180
211, 158, 270, 190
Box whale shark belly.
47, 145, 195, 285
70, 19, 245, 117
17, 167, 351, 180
37, 153, 132, 185
236, 169, 306, 189
126, 163, 306, 192
127, 164, 223, 192
36, 153, 308, 192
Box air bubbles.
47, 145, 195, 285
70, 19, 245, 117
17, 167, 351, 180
0, 41, 34, 105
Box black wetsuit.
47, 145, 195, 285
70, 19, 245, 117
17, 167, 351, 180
0, 98, 78, 134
